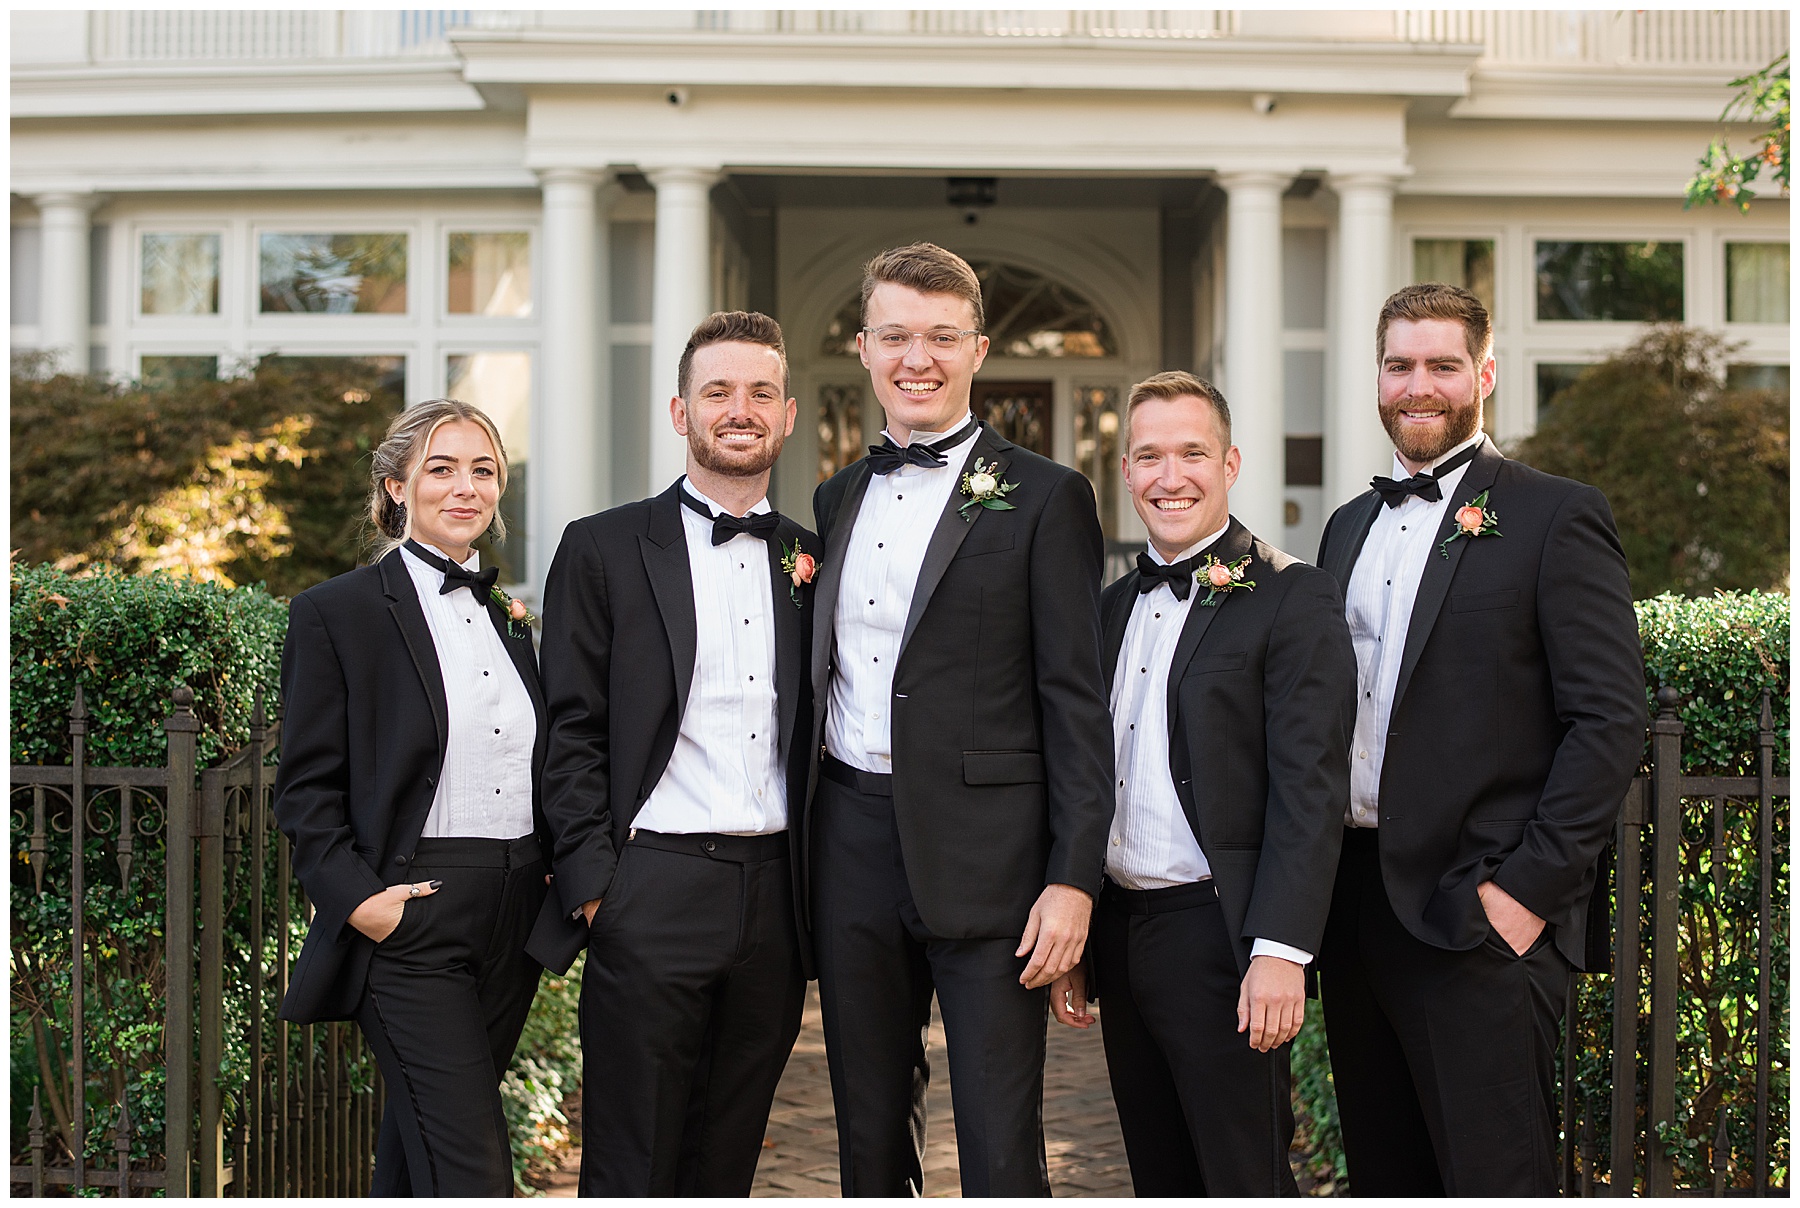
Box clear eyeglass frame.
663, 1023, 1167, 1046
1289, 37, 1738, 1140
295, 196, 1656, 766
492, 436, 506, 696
861, 326, 981, 359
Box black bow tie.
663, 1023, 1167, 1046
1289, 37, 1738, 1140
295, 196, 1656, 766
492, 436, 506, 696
1370, 442, 1480, 508
865, 417, 979, 475
681, 491, 781, 546
405, 540, 500, 597
1136, 552, 1198, 602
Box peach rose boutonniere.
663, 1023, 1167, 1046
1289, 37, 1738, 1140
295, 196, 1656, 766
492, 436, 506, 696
780, 538, 817, 607
489, 585, 538, 638
1438, 489, 1503, 558
1195, 553, 1256, 608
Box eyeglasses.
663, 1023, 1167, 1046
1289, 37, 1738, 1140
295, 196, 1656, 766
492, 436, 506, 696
861, 326, 980, 359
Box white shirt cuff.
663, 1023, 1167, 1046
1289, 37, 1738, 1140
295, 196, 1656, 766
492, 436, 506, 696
1250, 938, 1314, 966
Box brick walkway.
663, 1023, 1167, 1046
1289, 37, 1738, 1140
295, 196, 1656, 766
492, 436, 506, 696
543, 982, 1325, 1197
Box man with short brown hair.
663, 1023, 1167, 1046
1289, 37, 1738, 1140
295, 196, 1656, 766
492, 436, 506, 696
1315, 282, 1645, 1195
807, 241, 1114, 1196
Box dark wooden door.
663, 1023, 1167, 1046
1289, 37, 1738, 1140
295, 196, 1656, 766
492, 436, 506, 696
971, 380, 1053, 458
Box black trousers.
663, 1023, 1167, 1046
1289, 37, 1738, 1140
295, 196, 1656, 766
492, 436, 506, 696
357, 834, 547, 1198
1318, 826, 1569, 1197
812, 764, 1051, 1198
1091, 877, 1299, 1197
578, 829, 806, 1197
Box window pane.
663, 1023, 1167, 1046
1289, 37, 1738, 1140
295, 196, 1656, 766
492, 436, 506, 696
1414, 239, 1495, 309
264, 354, 406, 408
816, 382, 867, 484
1536, 362, 1590, 422
1726, 363, 1790, 394
141, 233, 221, 315
1535, 241, 1683, 322
1073, 384, 1121, 538
447, 352, 532, 585
259, 233, 408, 314
447, 232, 532, 317
1726, 242, 1789, 323
141, 354, 218, 386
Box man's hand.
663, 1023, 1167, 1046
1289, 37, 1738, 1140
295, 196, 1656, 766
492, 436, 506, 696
581, 897, 601, 926
1016, 883, 1092, 989
1236, 955, 1305, 1052
348, 881, 441, 942
1478, 880, 1545, 956
1050, 966, 1095, 1029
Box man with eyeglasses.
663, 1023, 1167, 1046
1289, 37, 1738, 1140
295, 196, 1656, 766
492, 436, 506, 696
805, 242, 1114, 1196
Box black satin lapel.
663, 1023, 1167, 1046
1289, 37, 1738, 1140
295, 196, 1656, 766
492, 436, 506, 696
1101, 583, 1135, 683
381, 551, 448, 762
1327, 493, 1383, 590
811, 463, 873, 703
899, 428, 1010, 657
1162, 520, 1253, 736
1392, 441, 1504, 712
767, 520, 806, 765
642, 489, 698, 718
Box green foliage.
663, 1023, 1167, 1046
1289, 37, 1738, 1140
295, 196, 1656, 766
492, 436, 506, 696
1687, 53, 1790, 212
10, 354, 402, 598
1511, 326, 1789, 599
502, 956, 585, 1193
1291, 590, 1790, 1191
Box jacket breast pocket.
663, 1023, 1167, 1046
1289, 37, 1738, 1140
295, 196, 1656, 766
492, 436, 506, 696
1183, 651, 1248, 677
952, 530, 1017, 561
963, 750, 1046, 785
1450, 588, 1519, 613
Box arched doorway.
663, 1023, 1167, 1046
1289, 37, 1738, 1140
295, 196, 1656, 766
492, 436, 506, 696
807, 259, 1131, 538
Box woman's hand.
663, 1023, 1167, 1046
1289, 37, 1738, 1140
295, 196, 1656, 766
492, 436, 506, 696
348, 881, 441, 942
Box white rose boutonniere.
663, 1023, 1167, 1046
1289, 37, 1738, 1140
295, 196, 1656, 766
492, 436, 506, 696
957, 458, 1020, 521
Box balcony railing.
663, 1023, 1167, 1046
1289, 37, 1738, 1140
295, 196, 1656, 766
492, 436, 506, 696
80, 9, 1789, 70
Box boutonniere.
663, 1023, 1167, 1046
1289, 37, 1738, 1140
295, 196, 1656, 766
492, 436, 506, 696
779, 538, 816, 607
1439, 490, 1502, 558
489, 585, 537, 638
958, 458, 1020, 521
1196, 554, 1255, 607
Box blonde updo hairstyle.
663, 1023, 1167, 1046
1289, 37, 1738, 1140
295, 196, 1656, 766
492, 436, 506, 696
367, 398, 510, 555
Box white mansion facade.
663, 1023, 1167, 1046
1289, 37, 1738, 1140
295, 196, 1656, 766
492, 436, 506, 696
11, 9, 1791, 597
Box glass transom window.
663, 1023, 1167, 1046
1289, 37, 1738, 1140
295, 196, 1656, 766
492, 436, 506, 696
448, 232, 532, 318
1413, 239, 1495, 310
1535, 240, 1683, 322
259, 233, 408, 314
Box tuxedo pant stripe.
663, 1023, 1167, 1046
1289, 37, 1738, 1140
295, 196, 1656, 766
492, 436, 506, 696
812, 774, 1051, 1198
577, 836, 805, 1197
357, 835, 547, 1198
1319, 826, 1568, 1197
1092, 879, 1299, 1197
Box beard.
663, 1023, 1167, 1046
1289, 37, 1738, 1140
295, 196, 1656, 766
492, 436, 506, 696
1379, 386, 1483, 465
690, 422, 785, 477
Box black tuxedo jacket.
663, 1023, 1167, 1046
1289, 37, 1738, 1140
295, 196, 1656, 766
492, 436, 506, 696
809, 423, 1114, 939
537, 481, 818, 977
273, 547, 562, 1024
1101, 519, 1357, 977
1316, 437, 1646, 970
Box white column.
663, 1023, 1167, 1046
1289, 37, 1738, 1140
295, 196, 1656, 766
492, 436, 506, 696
646, 166, 721, 491
1327, 173, 1399, 510
535, 168, 613, 599
1219, 172, 1288, 540
35, 192, 98, 374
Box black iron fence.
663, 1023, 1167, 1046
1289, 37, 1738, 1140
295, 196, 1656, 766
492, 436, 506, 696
9, 685, 379, 1196
1560, 688, 1788, 1196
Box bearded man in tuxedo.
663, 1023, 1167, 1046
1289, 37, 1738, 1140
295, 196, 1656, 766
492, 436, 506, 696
807, 242, 1114, 1197
1314, 282, 1646, 1196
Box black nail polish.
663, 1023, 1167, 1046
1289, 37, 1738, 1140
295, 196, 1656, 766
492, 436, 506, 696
428, 880, 443, 890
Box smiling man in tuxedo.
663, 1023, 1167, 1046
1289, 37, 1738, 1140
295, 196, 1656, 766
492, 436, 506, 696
1314, 283, 1646, 1196
808, 242, 1113, 1196
535, 311, 817, 1196
1052, 372, 1355, 1196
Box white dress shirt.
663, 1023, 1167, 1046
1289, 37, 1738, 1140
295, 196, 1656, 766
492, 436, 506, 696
634, 480, 786, 836
826, 414, 982, 773
1344, 431, 1484, 827
1109, 526, 1310, 965
401, 542, 536, 840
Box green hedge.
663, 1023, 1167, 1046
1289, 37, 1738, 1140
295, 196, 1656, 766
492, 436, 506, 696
1291, 589, 1790, 1191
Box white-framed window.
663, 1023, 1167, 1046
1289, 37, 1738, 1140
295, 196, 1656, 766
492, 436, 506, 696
138, 230, 224, 318
1413, 236, 1497, 310
254, 229, 411, 316
1532, 237, 1685, 324
444, 229, 534, 321
1723, 240, 1789, 325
